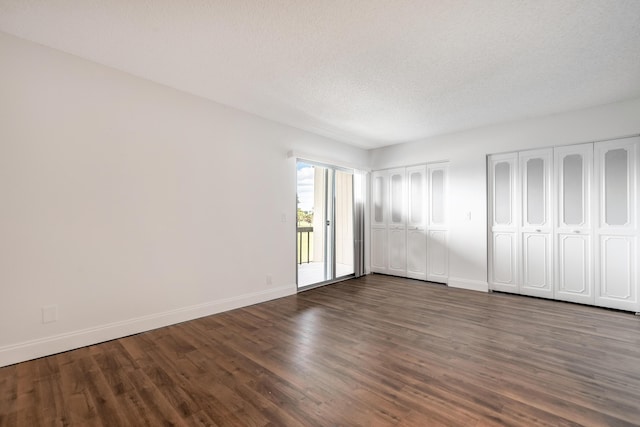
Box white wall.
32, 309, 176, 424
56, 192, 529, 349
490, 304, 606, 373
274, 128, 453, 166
370, 97, 640, 292
3, 30, 639, 368
0, 32, 368, 367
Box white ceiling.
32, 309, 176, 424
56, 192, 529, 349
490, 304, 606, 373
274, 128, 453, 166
1, 0, 640, 149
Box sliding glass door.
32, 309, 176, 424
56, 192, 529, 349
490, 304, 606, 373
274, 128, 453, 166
297, 161, 354, 288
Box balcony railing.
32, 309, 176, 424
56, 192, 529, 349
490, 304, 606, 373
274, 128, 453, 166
297, 226, 313, 264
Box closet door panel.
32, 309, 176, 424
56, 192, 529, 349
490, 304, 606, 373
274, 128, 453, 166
555, 144, 593, 304
427, 164, 449, 282
387, 168, 407, 276
489, 154, 519, 292
370, 171, 388, 273
594, 137, 638, 311
520, 149, 553, 297
406, 165, 427, 280
371, 163, 449, 282
488, 138, 638, 312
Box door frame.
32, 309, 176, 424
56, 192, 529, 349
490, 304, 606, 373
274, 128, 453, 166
296, 159, 355, 291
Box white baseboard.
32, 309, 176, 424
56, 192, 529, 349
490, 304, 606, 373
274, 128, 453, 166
0, 285, 295, 368
448, 277, 489, 292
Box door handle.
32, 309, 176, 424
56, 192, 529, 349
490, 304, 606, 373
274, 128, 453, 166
573, 230, 580, 233
535, 229, 542, 232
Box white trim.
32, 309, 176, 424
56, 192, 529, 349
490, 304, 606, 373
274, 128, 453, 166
448, 277, 489, 292
0, 285, 295, 368
287, 150, 370, 172
374, 160, 450, 172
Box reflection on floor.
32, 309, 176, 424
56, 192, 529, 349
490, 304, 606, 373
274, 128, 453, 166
297, 262, 354, 287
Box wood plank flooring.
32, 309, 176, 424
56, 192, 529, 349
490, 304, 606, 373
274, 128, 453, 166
1, 274, 640, 426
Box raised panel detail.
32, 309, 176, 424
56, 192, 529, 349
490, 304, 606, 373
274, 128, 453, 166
494, 162, 512, 225
428, 230, 448, 278
526, 158, 545, 225
604, 149, 629, 226
409, 172, 423, 224
388, 228, 406, 273
431, 170, 445, 224
600, 236, 633, 299
493, 233, 515, 284
407, 229, 426, 279
390, 173, 404, 224
370, 228, 387, 272
373, 175, 386, 224
523, 233, 549, 289
563, 154, 584, 226
558, 235, 589, 294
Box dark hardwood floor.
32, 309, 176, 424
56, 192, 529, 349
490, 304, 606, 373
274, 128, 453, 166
1, 275, 640, 426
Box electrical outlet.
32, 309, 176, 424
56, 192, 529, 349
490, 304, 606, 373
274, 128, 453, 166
42, 305, 58, 324
266, 275, 273, 285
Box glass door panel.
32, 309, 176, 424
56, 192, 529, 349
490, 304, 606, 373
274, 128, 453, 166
335, 170, 354, 278
297, 161, 354, 288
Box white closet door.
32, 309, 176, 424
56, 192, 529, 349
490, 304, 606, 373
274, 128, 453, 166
555, 144, 594, 304
519, 149, 553, 298
387, 168, 407, 276
594, 137, 639, 311
427, 164, 449, 283
489, 153, 519, 292
370, 170, 388, 273
406, 165, 427, 280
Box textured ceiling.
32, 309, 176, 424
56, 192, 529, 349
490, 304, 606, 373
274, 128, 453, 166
1, 0, 640, 149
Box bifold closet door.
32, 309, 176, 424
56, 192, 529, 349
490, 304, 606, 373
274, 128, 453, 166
387, 168, 407, 277
427, 164, 449, 283
519, 149, 553, 298
370, 170, 388, 274
594, 137, 639, 311
489, 153, 519, 292
406, 165, 427, 280
555, 144, 594, 305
